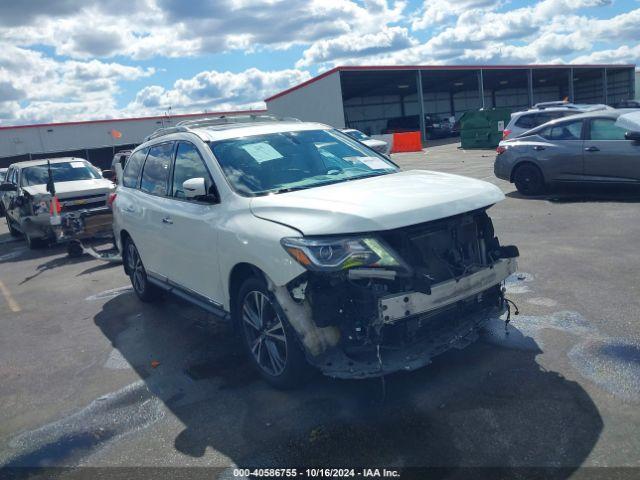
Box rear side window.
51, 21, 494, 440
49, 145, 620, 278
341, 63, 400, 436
122, 149, 147, 188
540, 120, 583, 141
515, 114, 537, 129
140, 143, 174, 196
589, 119, 626, 141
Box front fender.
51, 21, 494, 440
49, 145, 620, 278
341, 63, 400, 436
217, 212, 305, 310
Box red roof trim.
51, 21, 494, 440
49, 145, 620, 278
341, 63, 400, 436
0, 109, 268, 131
264, 64, 636, 102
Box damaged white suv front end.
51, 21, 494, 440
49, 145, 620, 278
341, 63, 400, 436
250, 170, 518, 379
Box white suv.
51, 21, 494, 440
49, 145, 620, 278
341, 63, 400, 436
113, 115, 519, 388
504, 102, 611, 140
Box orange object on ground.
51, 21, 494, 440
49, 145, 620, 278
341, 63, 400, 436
390, 131, 423, 153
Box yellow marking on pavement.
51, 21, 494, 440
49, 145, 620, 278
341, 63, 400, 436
0, 280, 20, 312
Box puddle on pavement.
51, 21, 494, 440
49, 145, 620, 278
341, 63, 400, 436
1, 381, 164, 467
526, 297, 558, 307
569, 338, 640, 403
504, 272, 534, 294
481, 310, 594, 352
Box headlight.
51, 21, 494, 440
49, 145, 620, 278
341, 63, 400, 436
281, 236, 401, 272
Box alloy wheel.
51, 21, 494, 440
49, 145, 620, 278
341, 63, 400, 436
242, 290, 288, 377
127, 242, 146, 294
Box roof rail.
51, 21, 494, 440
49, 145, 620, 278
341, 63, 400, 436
144, 114, 301, 141
144, 126, 189, 141
533, 100, 577, 110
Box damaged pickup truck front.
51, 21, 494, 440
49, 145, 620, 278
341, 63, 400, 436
1, 158, 115, 253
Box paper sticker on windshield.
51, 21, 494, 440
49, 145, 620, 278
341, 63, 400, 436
241, 142, 283, 163
354, 156, 390, 170
70, 161, 85, 168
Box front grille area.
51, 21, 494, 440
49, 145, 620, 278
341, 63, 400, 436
60, 193, 107, 212
379, 209, 496, 284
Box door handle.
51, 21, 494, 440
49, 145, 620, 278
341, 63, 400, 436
533, 146, 545, 151
123, 206, 135, 213
585, 146, 600, 152
162, 217, 173, 225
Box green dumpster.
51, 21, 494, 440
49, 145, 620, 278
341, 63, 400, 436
459, 108, 511, 149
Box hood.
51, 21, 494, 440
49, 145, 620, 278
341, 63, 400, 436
615, 110, 640, 132
22, 179, 114, 198
250, 170, 504, 235
363, 139, 387, 147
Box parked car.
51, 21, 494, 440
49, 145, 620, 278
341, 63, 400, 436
113, 115, 519, 388
0, 168, 6, 215
612, 100, 640, 109
503, 102, 610, 140
495, 110, 640, 195
340, 129, 388, 154
110, 150, 131, 182
384, 115, 452, 139
0, 158, 115, 250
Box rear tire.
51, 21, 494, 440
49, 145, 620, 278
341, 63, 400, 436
5, 213, 20, 237
123, 238, 161, 302
235, 277, 311, 389
513, 163, 545, 196
67, 240, 84, 258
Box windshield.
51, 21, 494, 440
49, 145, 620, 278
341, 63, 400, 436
21, 161, 101, 186
345, 130, 370, 141
208, 129, 397, 196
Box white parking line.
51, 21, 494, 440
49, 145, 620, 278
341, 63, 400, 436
0, 280, 20, 312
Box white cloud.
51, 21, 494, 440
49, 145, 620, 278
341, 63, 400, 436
0, 0, 638, 125
296, 27, 416, 67
127, 68, 311, 114
0, 45, 155, 125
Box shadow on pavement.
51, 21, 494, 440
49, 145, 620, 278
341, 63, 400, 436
86, 292, 603, 474
506, 184, 640, 203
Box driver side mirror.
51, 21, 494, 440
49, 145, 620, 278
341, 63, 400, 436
624, 131, 640, 142
102, 169, 116, 181
183, 177, 217, 203
0, 182, 17, 192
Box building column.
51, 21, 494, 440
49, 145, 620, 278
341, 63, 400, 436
449, 90, 455, 117
568, 68, 575, 102
478, 70, 485, 109
603, 68, 608, 104
416, 70, 426, 143
527, 69, 534, 106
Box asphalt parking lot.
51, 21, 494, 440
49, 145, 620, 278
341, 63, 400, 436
1, 141, 640, 476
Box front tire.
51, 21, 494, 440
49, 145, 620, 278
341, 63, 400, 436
124, 238, 161, 302
513, 163, 545, 196
236, 277, 311, 389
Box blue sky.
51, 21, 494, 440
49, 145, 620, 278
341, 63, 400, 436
0, 0, 638, 125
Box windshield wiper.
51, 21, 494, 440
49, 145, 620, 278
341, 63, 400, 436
267, 171, 395, 195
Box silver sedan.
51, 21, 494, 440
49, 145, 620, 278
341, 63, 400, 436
494, 110, 640, 195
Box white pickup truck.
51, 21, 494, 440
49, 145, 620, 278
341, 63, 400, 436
0, 157, 115, 253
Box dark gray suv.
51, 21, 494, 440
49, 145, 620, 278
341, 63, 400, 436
494, 110, 640, 195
